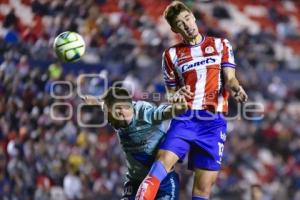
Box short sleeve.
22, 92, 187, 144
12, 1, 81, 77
221, 39, 236, 68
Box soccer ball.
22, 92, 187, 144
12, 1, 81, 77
53, 31, 85, 62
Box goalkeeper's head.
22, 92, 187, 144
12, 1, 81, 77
102, 87, 134, 128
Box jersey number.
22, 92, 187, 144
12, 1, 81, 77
218, 142, 224, 157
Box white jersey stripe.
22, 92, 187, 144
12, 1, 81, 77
215, 38, 223, 54
168, 47, 177, 64
192, 68, 207, 109
191, 45, 205, 109
190, 45, 203, 58
217, 93, 224, 112
215, 38, 222, 92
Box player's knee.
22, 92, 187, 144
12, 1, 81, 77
193, 179, 215, 197
156, 150, 179, 172
157, 158, 173, 173
193, 184, 212, 197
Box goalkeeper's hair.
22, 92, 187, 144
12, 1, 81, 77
102, 87, 132, 108
164, 1, 192, 26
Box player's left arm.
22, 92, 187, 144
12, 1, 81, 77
221, 38, 248, 103
223, 66, 248, 103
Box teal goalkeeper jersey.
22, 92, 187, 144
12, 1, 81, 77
115, 101, 170, 182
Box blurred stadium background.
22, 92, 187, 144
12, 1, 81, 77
1, 0, 300, 199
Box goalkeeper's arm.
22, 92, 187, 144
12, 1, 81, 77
81, 95, 104, 109
161, 85, 193, 120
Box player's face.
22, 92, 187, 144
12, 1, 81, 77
108, 102, 134, 128
171, 11, 199, 40
251, 186, 263, 200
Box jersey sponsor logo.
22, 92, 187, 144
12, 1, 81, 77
180, 57, 217, 73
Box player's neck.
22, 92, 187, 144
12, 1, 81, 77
184, 34, 202, 45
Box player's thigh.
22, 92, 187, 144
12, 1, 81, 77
193, 169, 218, 194
156, 149, 180, 172
159, 117, 193, 171
187, 114, 227, 171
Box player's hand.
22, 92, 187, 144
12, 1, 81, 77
169, 85, 194, 103
174, 94, 188, 112
231, 86, 248, 103
177, 85, 194, 100
170, 94, 188, 115
171, 86, 192, 113
81, 95, 101, 105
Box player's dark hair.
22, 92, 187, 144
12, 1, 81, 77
102, 87, 132, 107
164, 1, 192, 26
251, 184, 262, 190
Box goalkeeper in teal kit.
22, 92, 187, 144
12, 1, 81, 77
82, 86, 191, 200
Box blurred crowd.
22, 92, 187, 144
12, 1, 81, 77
0, 0, 300, 199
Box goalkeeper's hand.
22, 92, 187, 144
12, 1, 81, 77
81, 95, 103, 106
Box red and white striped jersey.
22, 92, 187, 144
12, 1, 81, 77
162, 36, 236, 113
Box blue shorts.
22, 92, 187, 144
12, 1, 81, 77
160, 110, 227, 171
121, 171, 179, 200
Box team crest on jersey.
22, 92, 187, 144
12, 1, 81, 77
205, 46, 214, 54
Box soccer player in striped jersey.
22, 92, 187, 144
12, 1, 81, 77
82, 86, 189, 200
136, 1, 248, 200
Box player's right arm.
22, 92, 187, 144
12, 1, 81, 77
162, 49, 178, 101
162, 50, 194, 104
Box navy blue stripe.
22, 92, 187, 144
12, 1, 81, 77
165, 79, 176, 83
166, 83, 177, 86
222, 65, 236, 68
221, 62, 236, 66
